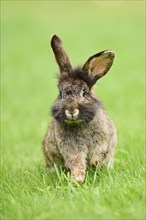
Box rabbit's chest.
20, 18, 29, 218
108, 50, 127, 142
56, 125, 106, 151
56, 128, 90, 150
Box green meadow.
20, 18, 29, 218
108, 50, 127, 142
1, 1, 145, 219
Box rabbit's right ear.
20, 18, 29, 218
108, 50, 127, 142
51, 35, 72, 74
82, 50, 115, 86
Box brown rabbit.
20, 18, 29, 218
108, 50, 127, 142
42, 35, 117, 182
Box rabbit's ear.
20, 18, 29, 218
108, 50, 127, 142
82, 50, 115, 85
51, 35, 72, 74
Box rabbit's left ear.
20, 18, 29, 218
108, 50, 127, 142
82, 50, 115, 85
51, 35, 72, 74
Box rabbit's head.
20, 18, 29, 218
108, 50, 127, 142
51, 35, 115, 124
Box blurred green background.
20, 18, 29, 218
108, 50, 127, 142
1, 1, 145, 219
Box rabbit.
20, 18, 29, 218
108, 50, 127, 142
42, 35, 117, 182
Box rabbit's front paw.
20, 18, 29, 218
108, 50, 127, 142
71, 171, 85, 183
89, 154, 105, 167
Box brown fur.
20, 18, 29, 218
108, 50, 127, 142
42, 35, 117, 182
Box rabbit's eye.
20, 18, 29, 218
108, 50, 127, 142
66, 90, 72, 96
82, 88, 87, 97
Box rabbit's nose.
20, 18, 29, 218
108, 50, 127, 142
65, 109, 79, 120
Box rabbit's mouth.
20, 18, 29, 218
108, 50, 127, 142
64, 109, 80, 121
64, 120, 83, 125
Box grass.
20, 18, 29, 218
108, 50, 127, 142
1, 1, 145, 219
